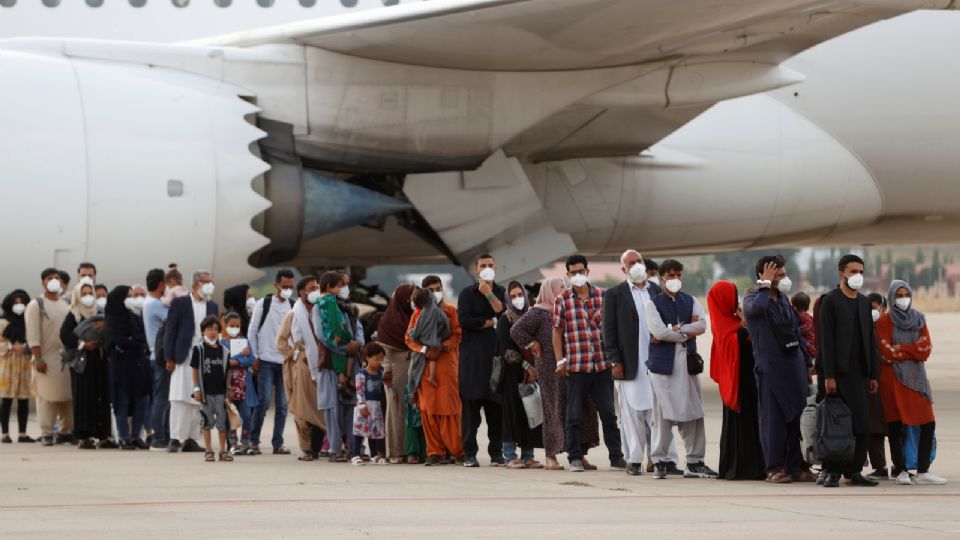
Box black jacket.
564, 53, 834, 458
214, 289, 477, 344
457, 282, 506, 401
602, 281, 653, 381
817, 288, 878, 380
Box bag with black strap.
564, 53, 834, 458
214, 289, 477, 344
686, 351, 704, 375
816, 396, 856, 464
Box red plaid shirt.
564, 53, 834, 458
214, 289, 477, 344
553, 285, 607, 373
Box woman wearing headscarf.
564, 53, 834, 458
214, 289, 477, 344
876, 279, 946, 485
105, 285, 152, 450
708, 281, 765, 480
61, 283, 114, 449
223, 284, 252, 341
376, 283, 417, 464
497, 281, 543, 469
510, 277, 600, 471
1, 290, 35, 443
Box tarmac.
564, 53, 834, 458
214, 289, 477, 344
2, 314, 960, 539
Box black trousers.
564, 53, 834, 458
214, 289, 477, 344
888, 421, 936, 474
564, 370, 623, 461
867, 434, 887, 470
825, 434, 868, 477
462, 398, 503, 460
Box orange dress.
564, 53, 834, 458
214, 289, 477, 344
405, 304, 463, 458
875, 315, 934, 425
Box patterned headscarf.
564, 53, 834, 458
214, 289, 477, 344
887, 279, 926, 345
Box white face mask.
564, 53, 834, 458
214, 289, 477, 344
410, 300, 417, 311
200, 282, 215, 297
511, 296, 525, 310
895, 297, 911, 311
226, 327, 241, 338
478, 268, 496, 282
307, 290, 321, 304
665, 279, 682, 294
80, 295, 96, 308
79, 276, 95, 286
777, 276, 793, 294
124, 297, 138, 312
337, 286, 350, 300
433, 291, 444, 304
569, 274, 588, 288
871, 309, 881, 322
46, 279, 62, 294
279, 288, 293, 300
11, 303, 25, 316
132, 297, 145, 309
203, 336, 219, 346
95, 297, 107, 310
845, 273, 864, 291
648, 275, 660, 286
245, 297, 257, 312
628, 262, 646, 283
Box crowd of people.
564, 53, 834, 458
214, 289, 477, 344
0, 253, 946, 486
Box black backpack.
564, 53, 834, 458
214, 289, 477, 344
816, 397, 856, 464
256, 296, 295, 332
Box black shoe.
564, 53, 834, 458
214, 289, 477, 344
17, 435, 35, 444
626, 463, 643, 476
40, 436, 54, 447
55, 434, 76, 445
145, 433, 154, 445
823, 472, 841, 488
610, 457, 627, 470
181, 438, 205, 452
847, 473, 880, 487
684, 462, 719, 479
866, 467, 888, 480
120, 440, 136, 450
463, 456, 480, 468
167, 439, 182, 453
424, 455, 441, 467
653, 462, 668, 480
97, 439, 119, 449
666, 461, 684, 476
150, 438, 169, 450
1, 435, 12, 444
816, 470, 826, 485
78, 438, 97, 450
132, 438, 149, 450
489, 455, 505, 467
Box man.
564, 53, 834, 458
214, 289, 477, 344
553, 254, 625, 473
276, 275, 326, 461
643, 259, 661, 287
644, 259, 717, 479
57, 270, 71, 300
817, 254, 880, 488
25, 268, 73, 446
248, 269, 296, 455
143, 268, 169, 449
77, 262, 97, 286
164, 270, 218, 453
457, 254, 506, 467
603, 250, 676, 476
743, 255, 815, 483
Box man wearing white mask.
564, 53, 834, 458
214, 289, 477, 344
457, 254, 506, 467
25, 268, 73, 446
643, 259, 716, 479
248, 269, 296, 455
77, 262, 97, 287
643, 259, 661, 289
603, 250, 677, 476
142, 268, 170, 449
164, 270, 218, 453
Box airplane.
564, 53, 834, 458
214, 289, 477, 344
1, 0, 959, 295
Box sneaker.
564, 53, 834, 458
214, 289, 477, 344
463, 456, 480, 468
609, 457, 627, 470
896, 471, 913, 485
120, 440, 136, 450
684, 462, 719, 479
652, 462, 667, 480
350, 456, 366, 466
55, 434, 77, 445
915, 472, 947, 485
150, 439, 169, 450
167, 439, 182, 453
569, 459, 585, 472
132, 438, 150, 450
424, 455, 441, 467
78, 438, 97, 450
665, 461, 684, 476
489, 455, 505, 467
39, 436, 54, 447
626, 463, 643, 476
866, 467, 889, 480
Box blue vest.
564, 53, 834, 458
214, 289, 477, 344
646, 292, 697, 375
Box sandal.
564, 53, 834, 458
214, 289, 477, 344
204, 451, 215, 462
766, 471, 792, 484
373, 457, 388, 465
406, 455, 422, 465
219, 451, 234, 462
524, 459, 544, 470
350, 456, 366, 466
388, 457, 404, 465
506, 459, 526, 470
298, 454, 315, 462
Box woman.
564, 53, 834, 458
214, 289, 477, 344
1, 290, 34, 443
105, 285, 152, 450
497, 281, 543, 469
876, 279, 946, 485
405, 275, 464, 466
708, 281, 765, 480
510, 277, 600, 471
61, 283, 114, 449
376, 283, 417, 464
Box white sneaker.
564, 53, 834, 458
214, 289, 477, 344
896, 471, 913, 485
915, 472, 947, 485
350, 456, 366, 466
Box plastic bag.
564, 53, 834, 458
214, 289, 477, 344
518, 383, 543, 429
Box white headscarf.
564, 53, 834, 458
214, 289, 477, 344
69, 284, 97, 321
291, 299, 320, 382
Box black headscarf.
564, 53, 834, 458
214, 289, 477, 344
377, 284, 416, 350
104, 285, 132, 346
223, 284, 251, 337
1, 289, 30, 343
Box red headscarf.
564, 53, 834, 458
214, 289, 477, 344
708, 281, 741, 412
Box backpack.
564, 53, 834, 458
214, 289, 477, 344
257, 296, 295, 332
816, 397, 856, 465
800, 398, 820, 465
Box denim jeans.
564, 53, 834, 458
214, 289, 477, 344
114, 394, 150, 442
251, 362, 287, 449
502, 441, 534, 462
228, 399, 254, 446
150, 365, 170, 445
564, 370, 623, 461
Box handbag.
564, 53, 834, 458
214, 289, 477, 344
489, 355, 505, 394
771, 322, 800, 353
686, 352, 704, 375
225, 399, 241, 431
518, 383, 544, 428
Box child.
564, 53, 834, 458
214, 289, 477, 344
191, 315, 232, 462
406, 288, 449, 395
867, 292, 887, 323
161, 264, 188, 308
352, 343, 387, 465
790, 291, 816, 361
221, 312, 255, 455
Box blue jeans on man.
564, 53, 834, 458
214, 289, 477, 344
150, 364, 170, 447
251, 362, 287, 450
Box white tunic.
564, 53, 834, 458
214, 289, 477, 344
615, 281, 654, 412
643, 296, 707, 422
169, 298, 206, 404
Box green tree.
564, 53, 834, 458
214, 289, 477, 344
916, 247, 926, 265
893, 257, 915, 284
